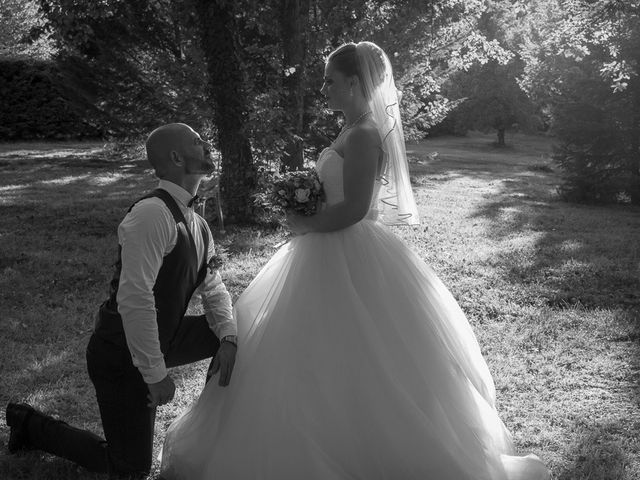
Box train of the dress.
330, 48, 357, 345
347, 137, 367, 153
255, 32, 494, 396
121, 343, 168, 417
160, 220, 549, 480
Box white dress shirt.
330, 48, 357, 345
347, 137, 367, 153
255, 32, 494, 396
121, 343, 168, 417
116, 179, 236, 384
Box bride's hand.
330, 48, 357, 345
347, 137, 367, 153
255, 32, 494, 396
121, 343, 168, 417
285, 212, 311, 235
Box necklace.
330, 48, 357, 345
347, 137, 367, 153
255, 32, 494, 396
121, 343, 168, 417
336, 110, 372, 141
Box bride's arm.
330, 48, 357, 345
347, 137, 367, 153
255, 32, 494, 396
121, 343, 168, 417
288, 127, 380, 234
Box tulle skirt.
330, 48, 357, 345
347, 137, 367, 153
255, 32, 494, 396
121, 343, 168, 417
161, 219, 549, 480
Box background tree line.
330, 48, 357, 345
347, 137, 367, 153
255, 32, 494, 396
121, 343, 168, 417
2, 0, 639, 219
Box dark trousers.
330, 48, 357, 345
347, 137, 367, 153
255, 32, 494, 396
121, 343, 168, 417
25, 315, 220, 479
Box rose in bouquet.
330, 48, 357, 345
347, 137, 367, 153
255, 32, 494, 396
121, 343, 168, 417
269, 168, 324, 216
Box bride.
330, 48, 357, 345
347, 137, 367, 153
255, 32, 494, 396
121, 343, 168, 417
160, 41, 550, 480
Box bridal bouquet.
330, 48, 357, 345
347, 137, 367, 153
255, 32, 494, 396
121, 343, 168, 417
268, 168, 324, 216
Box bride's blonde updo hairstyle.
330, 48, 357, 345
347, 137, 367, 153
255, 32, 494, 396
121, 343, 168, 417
327, 42, 388, 100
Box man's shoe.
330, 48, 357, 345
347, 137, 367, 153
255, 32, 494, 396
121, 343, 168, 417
5, 403, 35, 453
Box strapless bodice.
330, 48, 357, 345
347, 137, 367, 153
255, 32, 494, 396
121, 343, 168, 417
315, 148, 381, 218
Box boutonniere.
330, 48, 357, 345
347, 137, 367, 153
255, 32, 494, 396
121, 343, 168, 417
207, 247, 228, 274
207, 254, 224, 273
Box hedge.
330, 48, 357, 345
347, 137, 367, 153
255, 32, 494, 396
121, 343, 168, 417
0, 58, 103, 140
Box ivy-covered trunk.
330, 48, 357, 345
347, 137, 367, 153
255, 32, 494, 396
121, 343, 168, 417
197, 0, 256, 223
279, 0, 309, 171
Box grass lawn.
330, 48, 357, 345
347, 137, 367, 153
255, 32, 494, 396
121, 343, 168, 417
0, 132, 638, 479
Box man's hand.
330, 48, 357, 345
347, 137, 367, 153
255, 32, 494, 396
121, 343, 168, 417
147, 374, 176, 408
206, 342, 237, 386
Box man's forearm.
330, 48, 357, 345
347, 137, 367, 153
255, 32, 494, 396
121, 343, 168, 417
119, 306, 167, 384
203, 291, 236, 339
201, 269, 237, 339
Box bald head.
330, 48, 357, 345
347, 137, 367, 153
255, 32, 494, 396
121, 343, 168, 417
145, 123, 197, 178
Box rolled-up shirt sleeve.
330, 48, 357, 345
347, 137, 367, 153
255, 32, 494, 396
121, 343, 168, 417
117, 200, 174, 384
198, 227, 236, 340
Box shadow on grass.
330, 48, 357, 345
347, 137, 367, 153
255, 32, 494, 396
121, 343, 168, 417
412, 132, 640, 312
0, 142, 161, 295
0, 452, 106, 480
0, 143, 158, 479
412, 133, 640, 474
555, 420, 633, 480
471, 184, 640, 311
0, 142, 152, 303
0, 339, 106, 479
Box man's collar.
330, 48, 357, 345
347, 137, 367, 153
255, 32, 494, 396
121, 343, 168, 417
158, 179, 193, 208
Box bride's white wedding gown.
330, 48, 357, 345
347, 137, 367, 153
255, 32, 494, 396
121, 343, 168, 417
161, 148, 550, 479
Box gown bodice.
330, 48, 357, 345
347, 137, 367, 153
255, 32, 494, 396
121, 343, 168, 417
315, 147, 381, 219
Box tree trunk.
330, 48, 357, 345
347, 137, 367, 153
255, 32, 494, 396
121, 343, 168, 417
196, 0, 256, 223
631, 122, 640, 205
279, 0, 310, 171
170, 2, 184, 61
497, 127, 505, 146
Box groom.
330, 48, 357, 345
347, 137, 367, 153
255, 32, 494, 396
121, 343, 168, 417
5, 123, 237, 478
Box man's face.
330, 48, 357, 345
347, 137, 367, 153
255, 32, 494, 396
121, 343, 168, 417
183, 133, 216, 176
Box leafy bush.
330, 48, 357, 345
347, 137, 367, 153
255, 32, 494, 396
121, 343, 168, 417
514, 0, 640, 205
0, 58, 102, 140
552, 63, 640, 204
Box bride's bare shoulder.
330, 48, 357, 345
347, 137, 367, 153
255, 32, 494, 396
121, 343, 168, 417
345, 122, 380, 150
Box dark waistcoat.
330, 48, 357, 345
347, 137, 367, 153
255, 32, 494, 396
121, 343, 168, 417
94, 189, 209, 353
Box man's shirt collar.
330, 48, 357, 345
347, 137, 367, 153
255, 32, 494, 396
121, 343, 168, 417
158, 179, 193, 209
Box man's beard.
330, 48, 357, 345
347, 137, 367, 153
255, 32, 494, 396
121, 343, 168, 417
186, 157, 216, 175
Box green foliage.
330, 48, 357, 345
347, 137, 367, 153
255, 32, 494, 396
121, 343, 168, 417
552, 60, 640, 203
351, 0, 512, 140
502, 0, 640, 204
39, 0, 212, 136
237, 0, 510, 151
445, 58, 539, 145
438, 3, 541, 144
0, 0, 56, 59
0, 58, 101, 139
31, 0, 507, 146
20, 0, 521, 220
0, 0, 78, 140
232, 4, 290, 168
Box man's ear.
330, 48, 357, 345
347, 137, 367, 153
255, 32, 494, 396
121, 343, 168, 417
170, 150, 183, 166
